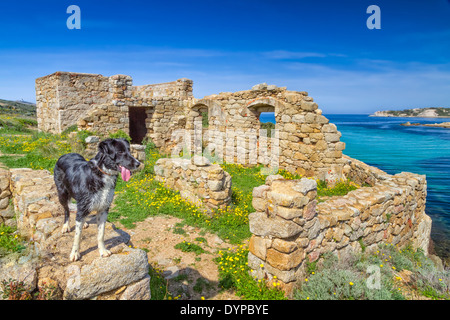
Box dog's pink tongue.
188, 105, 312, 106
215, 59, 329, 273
120, 166, 131, 182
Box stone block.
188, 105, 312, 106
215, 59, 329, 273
266, 248, 304, 271
63, 248, 149, 300
272, 238, 298, 254
300, 101, 318, 111
249, 212, 303, 239
252, 197, 268, 212
274, 206, 303, 220
249, 235, 270, 260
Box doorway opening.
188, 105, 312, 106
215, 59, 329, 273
129, 107, 148, 144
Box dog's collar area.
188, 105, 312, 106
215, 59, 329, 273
96, 165, 116, 176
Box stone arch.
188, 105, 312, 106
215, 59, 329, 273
244, 97, 287, 167
191, 103, 209, 128
191, 99, 227, 126
246, 97, 286, 117
187, 100, 226, 157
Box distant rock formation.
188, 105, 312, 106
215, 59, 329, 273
401, 122, 450, 128
371, 107, 450, 118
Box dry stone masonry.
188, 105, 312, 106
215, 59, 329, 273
0, 169, 14, 228
36, 72, 345, 180
0, 168, 150, 300
247, 160, 432, 296
154, 156, 232, 213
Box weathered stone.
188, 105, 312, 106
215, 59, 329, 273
63, 248, 149, 300
324, 133, 341, 143
0, 197, 9, 210
301, 101, 318, 111
0, 255, 38, 295
272, 238, 298, 254
191, 155, 211, 167
274, 206, 303, 220
252, 184, 270, 198
266, 248, 304, 271
249, 235, 270, 260
252, 197, 267, 212
249, 212, 302, 239
303, 200, 317, 220
120, 274, 151, 300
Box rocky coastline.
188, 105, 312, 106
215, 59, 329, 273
371, 107, 450, 118
400, 122, 450, 128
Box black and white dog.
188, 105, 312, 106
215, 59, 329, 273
54, 138, 140, 261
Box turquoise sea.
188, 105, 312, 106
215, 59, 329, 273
260, 113, 450, 260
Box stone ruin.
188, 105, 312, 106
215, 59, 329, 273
7, 71, 431, 298
35, 72, 345, 181
248, 164, 431, 294
154, 155, 232, 213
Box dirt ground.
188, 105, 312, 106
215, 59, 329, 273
118, 215, 241, 300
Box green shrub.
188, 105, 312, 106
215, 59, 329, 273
108, 130, 131, 141
294, 252, 404, 300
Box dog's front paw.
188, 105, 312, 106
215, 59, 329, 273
99, 249, 112, 258
61, 224, 70, 234
70, 251, 81, 262
83, 222, 89, 229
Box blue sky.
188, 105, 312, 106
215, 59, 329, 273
0, 0, 449, 113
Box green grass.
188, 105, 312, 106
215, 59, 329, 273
148, 265, 170, 300
0, 99, 36, 117
174, 240, 207, 255
317, 178, 359, 200
111, 158, 265, 244
0, 224, 26, 257
216, 245, 287, 300
0, 120, 101, 172
111, 147, 361, 244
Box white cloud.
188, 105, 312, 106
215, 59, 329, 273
262, 50, 327, 60
0, 47, 449, 113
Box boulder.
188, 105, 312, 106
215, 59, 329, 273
63, 248, 149, 300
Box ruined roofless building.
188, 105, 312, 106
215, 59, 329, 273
35, 71, 347, 181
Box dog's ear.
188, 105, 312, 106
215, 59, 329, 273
98, 139, 115, 157
118, 138, 130, 148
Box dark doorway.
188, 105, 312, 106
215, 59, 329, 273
129, 107, 148, 144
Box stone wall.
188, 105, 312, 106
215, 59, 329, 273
36, 72, 110, 134
132, 78, 194, 100
76, 75, 192, 151
0, 168, 151, 300
247, 172, 431, 295
83, 135, 146, 162
154, 156, 232, 213
37, 73, 346, 179
0, 169, 13, 228
342, 154, 391, 187
187, 83, 347, 180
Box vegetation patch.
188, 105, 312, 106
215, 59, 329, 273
0, 224, 26, 257
294, 244, 450, 300
316, 179, 359, 201
174, 240, 207, 255
216, 245, 287, 300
